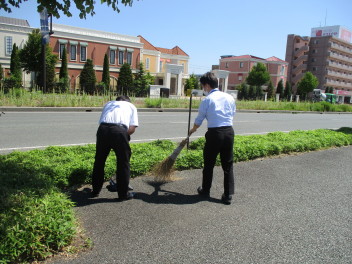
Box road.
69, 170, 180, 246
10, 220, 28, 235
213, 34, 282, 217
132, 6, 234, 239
0, 111, 351, 154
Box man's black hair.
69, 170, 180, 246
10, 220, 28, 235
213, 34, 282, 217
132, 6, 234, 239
199, 72, 218, 89
116, 95, 131, 102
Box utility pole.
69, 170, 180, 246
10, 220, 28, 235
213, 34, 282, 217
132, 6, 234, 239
40, 8, 54, 92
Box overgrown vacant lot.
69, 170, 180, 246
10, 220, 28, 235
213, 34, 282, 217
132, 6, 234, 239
0, 127, 351, 263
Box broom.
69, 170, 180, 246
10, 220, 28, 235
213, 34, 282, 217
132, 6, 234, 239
152, 136, 190, 182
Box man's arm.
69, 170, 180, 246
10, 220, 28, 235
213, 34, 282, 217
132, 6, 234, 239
128, 126, 137, 135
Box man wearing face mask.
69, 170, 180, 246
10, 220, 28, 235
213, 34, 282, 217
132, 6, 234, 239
189, 72, 236, 205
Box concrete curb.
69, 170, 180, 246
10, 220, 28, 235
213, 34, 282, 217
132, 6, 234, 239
1, 106, 352, 114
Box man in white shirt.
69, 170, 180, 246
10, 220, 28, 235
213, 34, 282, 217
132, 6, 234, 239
189, 72, 236, 205
91, 95, 139, 201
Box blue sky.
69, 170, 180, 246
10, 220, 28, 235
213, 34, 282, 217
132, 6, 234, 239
1, 0, 351, 74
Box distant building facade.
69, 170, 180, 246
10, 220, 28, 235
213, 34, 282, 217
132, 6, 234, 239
285, 25, 352, 103
0, 16, 189, 95
215, 55, 288, 90
0, 16, 33, 88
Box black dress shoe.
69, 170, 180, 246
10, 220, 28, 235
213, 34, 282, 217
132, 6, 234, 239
89, 191, 99, 198
221, 194, 232, 205
197, 186, 210, 197
118, 192, 135, 201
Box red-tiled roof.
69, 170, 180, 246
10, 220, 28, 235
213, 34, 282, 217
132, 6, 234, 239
138, 35, 189, 57
222, 55, 266, 60
266, 56, 287, 63
138, 35, 159, 51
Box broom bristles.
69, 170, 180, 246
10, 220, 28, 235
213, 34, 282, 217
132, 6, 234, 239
151, 137, 189, 182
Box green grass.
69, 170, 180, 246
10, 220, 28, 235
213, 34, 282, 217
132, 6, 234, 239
1, 127, 352, 263
1, 89, 351, 112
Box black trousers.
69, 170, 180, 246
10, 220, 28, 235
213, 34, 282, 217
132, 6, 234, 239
202, 126, 235, 196
92, 123, 131, 198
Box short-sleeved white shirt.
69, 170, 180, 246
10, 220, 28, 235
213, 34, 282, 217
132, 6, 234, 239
98, 100, 139, 129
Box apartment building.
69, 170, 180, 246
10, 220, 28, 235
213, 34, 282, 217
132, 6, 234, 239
217, 55, 288, 91
0, 16, 189, 95
285, 25, 352, 103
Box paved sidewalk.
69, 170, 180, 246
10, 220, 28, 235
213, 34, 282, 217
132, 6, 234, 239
50, 147, 352, 264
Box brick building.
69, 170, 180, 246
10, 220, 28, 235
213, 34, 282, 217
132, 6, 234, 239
0, 16, 189, 95
216, 55, 288, 91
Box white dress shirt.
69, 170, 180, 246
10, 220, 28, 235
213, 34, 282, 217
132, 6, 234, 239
194, 89, 236, 128
99, 100, 139, 129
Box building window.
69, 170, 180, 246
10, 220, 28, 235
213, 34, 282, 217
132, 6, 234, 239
240, 62, 244, 68
110, 49, 116, 64
59, 43, 66, 60
5, 36, 13, 56
80, 46, 87, 62
145, 58, 150, 69
160, 61, 163, 72
313, 67, 317, 71
238, 74, 243, 81
225, 62, 228, 68
127, 50, 133, 65
70, 45, 77, 61
313, 40, 319, 44
311, 58, 316, 62
313, 49, 318, 54
281, 66, 285, 75
118, 50, 124, 65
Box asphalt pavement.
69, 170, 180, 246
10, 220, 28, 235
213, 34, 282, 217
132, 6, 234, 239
48, 146, 352, 264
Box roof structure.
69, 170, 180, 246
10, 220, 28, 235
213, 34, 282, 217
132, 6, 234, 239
138, 35, 189, 56
266, 56, 287, 63
221, 54, 266, 60
0, 16, 30, 27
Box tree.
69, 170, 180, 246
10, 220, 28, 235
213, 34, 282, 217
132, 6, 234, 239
237, 83, 249, 100
19, 29, 42, 83
248, 85, 256, 100
284, 81, 292, 101
10, 43, 22, 81
118, 63, 133, 95
266, 80, 275, 100
0, 64, 3, 81
297, 72, 319, 100
184, 74, 199, 95
102, 53, 110, 91
58, 45, 69, 92
246, 62, 270, 87
1, 0, 137, 19
36, 44, 58, 92
133, 63, 149, 97
80, 59, 96, 94
276, 79, 284, 99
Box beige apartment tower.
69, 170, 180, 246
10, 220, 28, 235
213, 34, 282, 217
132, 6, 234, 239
285, 26, 352, 103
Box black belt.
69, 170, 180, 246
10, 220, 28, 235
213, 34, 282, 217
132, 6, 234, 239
101, 122, 128, 130
208, 126, 232, 130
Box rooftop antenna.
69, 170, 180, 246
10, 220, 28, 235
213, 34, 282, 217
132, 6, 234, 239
324, 8, 327, 26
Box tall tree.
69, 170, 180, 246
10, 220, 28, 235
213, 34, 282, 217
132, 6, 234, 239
133, 62, 149, 97
36, 44, 58, 92
59, 46, 68, 80
19, 29, 42, 83
10, 43, 22, 81
248, 85, 256, 100
266, 80, 275, 100
284, 81, 292, 100
276, 79, 284, 99
1, 0, 137, 18
246, 62, 270, 87
184, 74, 199, 95
118, 63, 133, 95
237, 83, 249, 100
102, 53, 110, 90
80, 59, 96, 94
297, 71, 319, 100
0, 64, 4, 81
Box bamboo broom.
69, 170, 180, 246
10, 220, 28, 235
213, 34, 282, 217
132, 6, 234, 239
151, 136, 190, 182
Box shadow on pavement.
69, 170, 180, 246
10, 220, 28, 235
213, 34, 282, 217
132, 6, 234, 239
69, 181, 221, 207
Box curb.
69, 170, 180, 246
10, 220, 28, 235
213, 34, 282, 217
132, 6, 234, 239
0, 106, 352, 114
